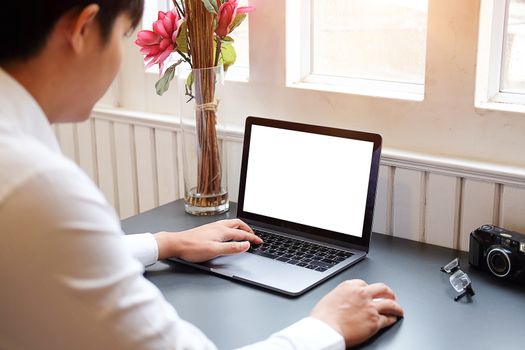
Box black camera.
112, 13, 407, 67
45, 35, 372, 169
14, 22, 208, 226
469, 224, 525, 283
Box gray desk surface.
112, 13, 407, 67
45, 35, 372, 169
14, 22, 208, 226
122, 200, 525, 349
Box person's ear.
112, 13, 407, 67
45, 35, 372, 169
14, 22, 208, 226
68, 4, 100, 53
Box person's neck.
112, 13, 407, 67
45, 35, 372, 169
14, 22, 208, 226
2, 59, 67, 124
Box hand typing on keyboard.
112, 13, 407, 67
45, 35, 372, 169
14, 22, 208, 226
154, 219, 262, 262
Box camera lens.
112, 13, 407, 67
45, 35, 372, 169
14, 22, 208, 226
486, 248, 511, 277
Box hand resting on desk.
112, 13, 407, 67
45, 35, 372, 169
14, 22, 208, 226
311, 279, 404, 347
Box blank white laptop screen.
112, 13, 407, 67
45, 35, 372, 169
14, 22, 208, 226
243, 125, 374, 238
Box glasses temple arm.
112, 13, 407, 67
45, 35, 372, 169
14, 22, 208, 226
454, 284, 475, 302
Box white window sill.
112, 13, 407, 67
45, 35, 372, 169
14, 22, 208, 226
288, 74, 424, 102
475, 93, 525, 114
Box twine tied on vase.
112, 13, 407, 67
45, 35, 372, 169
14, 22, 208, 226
195, 100, 220, 113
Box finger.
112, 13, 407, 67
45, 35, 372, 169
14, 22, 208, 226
342, 279, 368, 288
214, 241, 251, 256
223, 229, 263, 244
378, 314, 399, 330
374, 299, 404, 317
222, 219, 254, 234
365, 283, 396, 300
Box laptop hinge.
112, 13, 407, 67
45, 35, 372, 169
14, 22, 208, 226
242, 218, 369, 253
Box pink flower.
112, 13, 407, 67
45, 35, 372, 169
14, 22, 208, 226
215, 0, 255, 38
135, 9, 184, 72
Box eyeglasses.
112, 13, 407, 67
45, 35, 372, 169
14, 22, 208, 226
440, 258, 475, 301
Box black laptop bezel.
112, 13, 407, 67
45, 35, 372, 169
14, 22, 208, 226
236, 116, 382, 252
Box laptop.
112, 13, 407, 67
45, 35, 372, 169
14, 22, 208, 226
172, 116, 382, 296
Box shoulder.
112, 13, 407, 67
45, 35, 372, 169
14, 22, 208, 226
0, 132, 122, 252
0, 133, 105, 204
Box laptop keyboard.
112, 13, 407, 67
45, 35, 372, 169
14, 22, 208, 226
248, 229, 354, 272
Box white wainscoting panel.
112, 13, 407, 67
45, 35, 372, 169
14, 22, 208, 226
224, 139, 244, 203
52, 108, 525, 249
372, 165, 392, 235
113, 122, 138, 219
134, 125, 159, 213
155, 129, 180, 206
94, 119, 117, 209
500, 186, 525, 233
392, 168, 425, 242
424, 174, 459, 249
459, 180, 495, 251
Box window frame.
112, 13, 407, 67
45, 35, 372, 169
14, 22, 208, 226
285, 0, 426, 102
476, 0, 525, 113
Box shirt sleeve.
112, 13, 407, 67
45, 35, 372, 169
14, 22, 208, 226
236, 317, 344, 350
123, 232, 159, 267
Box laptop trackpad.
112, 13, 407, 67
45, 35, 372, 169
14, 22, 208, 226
201, 253, 322, 295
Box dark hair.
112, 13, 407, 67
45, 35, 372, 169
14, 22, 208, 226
0, 1, 144, 64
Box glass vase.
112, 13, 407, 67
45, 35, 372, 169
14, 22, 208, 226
178, 65, 229, 215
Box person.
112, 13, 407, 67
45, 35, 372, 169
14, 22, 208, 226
0, 1, 404, 349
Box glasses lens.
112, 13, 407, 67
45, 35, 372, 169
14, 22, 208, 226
442, 258, 459, 273
450, 270, 471, 292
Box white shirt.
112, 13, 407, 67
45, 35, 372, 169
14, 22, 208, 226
0, 68, 344, 350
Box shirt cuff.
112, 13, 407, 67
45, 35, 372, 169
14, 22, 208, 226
123, 233, 159, 267
270, 317, 345, 350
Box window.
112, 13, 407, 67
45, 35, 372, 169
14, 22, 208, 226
142, 0, 250, 78
476, 0, 525, 111
287, 0, 428, 100
501, 0, 525, 94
